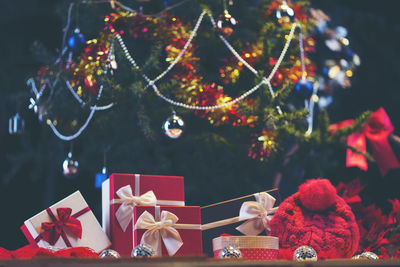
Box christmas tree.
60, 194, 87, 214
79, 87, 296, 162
1, 0, 400, 256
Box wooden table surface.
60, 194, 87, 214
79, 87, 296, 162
1, 257, 400, 267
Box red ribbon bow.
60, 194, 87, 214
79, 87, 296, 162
329, 107, 400, 176
36, 207, 90, 247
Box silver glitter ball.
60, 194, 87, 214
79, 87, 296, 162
218, 246, 242, 258
276, 3, 295, 25
293, 246, 318, 261
352, 251, 379, 260
162, 111, 185, 139
99, 249, 121, 258
131, 243, 154, 258
62, 152, 79, 178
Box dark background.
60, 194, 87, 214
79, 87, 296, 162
1, 0, 400, 250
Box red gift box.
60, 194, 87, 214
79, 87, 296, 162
102, 173, 185, 255
133, 206, 202, 257
213, 236, 278, 260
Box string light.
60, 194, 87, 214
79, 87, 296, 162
29, 7, 309, 140
116, 11, 299, 111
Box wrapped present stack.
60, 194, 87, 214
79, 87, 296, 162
102, 173, 202, 257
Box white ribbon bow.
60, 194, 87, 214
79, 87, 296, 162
135, 210, 183, 256
235, 192, 276, 236
114, 185, 157, 232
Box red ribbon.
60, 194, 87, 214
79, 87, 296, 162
329, 107, 400, 176
35, 207, 90, 247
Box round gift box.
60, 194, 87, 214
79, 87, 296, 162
212, 236, 279, 260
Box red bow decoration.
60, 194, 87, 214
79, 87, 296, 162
329, 107, 400, 176
38, 208, 86, 247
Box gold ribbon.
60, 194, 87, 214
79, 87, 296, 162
202, 192, 277, 232
235, 192, 276, 235
112, 185, 157, 232
135, 209, 201, 256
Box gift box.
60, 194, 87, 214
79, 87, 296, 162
21, 191, 111, 253
126, 205, 202, 257
213, 236, 279, 260
102, 173, 185, 247
201, 189, 280, 256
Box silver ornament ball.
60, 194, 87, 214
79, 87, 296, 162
131, 243, 154, 258
162, 111, 185, 139
293, 246, 318, 261
352, 251, 379, 260
62, 152, 79, 178
99, 249, 120, 258
218, 246, 242, 259
276, 2, 295, 25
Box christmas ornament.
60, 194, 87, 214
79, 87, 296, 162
62, 152, 79, 178
162, 111, 185, 139
293, 246, 318, 261
276, 1, 295, 25
352, 252, 379, 260
218, 246, 242, 258
28, 97, 39, 113
163, 0, 171, 7
334, 26, 348, 39
131, 243, 154, 258
8, 113, 25, 135
294, 79, 314, 99
95, 166, 108, 189
216, 10, 237, 36
99, 249, 120, 258
67, 28, 86, 52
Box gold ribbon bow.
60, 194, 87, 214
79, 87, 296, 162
135, 210, 183, 256
113, 185, 157, 232
235, 192, 276, 235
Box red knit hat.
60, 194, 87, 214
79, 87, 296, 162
269, 179, 359, 259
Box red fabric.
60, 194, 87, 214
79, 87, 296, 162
298, 179, 337, 211
329, 107, 400, 176
0, 245, 98, 259
270, 179, 360, 259
39, 208, 82, 246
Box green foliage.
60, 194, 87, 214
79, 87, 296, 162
5, 0, 372, 205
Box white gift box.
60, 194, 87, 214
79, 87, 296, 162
21, 191, 111, 253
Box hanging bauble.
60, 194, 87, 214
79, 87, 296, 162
352, 252, 379, 260
216, 10, 237, 36
275, 1, 295, 25
62, 152, 79, 178
163, 0, 171, 7
131, 243, 154, 258
67, 28, 86, 52
325, 39, 341, 52
162, 111, 185, 139
8, 113, 25, 135
218, 246, 242, 258
95, 166, 108, 189
334, 26, 348, 39
294, 79, 314, 99
99, 249, 120, 258
293, 246, 318, 261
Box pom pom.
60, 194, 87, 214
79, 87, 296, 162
299, 179, 336, 211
